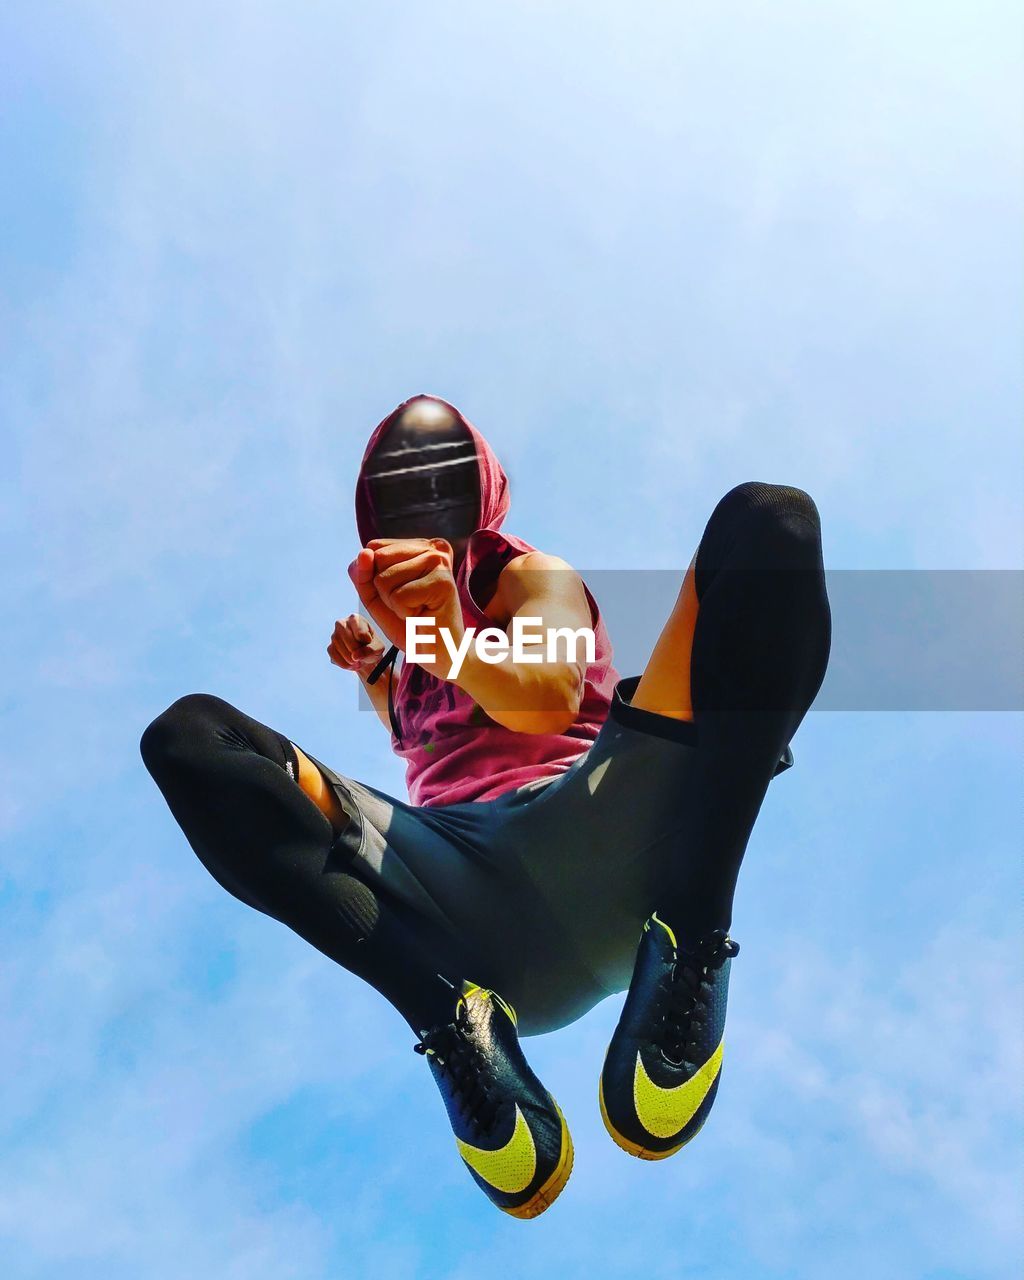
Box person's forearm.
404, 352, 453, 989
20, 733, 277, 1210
455, 648, 584, 735
357, 664, 395, 732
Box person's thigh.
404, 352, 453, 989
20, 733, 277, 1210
494, 674, 796, 1004
305, 749, 611, 1036
143, 695, 478, 1027
630, 552, 699, 721
489, 698, 706, 1001
630, 481, 829, 727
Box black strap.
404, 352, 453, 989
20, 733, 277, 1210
366, 644, 402, 745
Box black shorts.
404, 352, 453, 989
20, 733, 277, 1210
303, 676, 793, 1037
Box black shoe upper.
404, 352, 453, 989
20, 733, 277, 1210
414, 987, 508, 1138
414, 982, 567, 1210
602, 915, 739, 1153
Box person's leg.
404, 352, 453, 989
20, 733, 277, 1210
292, 741, 351, 834
139, 693, 460, 1033
597, 483, 831, 1159
631, 480, 832, 934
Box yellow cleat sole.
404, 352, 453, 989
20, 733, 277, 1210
598, 1072, 694, 1162
503, 1100, 575, 1219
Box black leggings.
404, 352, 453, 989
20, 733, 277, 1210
140, 482, 831, 1035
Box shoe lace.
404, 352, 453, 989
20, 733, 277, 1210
413, 1001, 502, 1134
660, 928, 739, 1067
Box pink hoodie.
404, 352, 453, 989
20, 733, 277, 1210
355, 394, 620, 807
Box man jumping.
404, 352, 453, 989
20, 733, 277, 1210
140, 393, 831, 1218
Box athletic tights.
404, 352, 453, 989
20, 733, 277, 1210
140, 482, 831, 1035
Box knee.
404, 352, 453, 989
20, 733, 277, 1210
139, 692, 229, 776
720, 480, 820, 528
714, 481, 822, 549
697, 482, 823, 590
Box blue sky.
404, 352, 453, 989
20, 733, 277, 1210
2, 3, 1021, 1277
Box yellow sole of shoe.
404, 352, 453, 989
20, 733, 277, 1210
503, 1101, 575, 1219
598, 1072, 691, 1162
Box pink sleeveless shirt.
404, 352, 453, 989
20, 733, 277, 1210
355, 395, 621, 808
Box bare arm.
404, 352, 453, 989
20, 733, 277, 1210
455, 551, 592, 735
301, 613, 392, 832
345, 539, 593, 737
355, 662, 396, 732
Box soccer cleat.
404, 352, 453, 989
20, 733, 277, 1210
599, 913, 739, 1160
414, 979, 574, 1218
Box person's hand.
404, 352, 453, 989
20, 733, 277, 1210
327, 613, 386, 677
347, 537, 465, 680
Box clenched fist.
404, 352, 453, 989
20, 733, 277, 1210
347, 537, 466, 680
327, 613, 386, 676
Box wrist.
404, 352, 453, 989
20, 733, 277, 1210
359, 646, 394, 684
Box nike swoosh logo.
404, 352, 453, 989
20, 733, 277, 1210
633, 1038, 724, 1140
456, 1103, 537, 1194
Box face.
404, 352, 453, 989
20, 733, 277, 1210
364, 398, 480, 558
